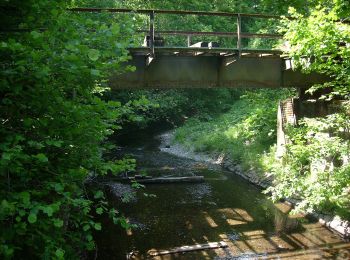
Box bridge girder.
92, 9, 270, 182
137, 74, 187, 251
110, 48, 328, 89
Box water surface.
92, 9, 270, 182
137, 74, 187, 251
94, 132, 350, 259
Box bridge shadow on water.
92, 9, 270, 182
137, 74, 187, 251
93, 134, 350, 260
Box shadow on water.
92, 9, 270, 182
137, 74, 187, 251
92, 131, 350, 260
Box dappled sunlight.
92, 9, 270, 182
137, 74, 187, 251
109, 181, 350, 260
126, 229, 133, 236
5, 0, 349, 258
218, 208, 254, 222
233, 208, 254, 222
185, 220, 193, 230
175, 94, 281, 154
226, 219, 247, 226
215, 205, 349, 259
123, 190, 349, 259
202, 211, 219, 228
99, 139, 350, 259
126, 218, 133, 236
275, 202, 292, 214
124, 204, 350, 259
200, 250, 210, 258
216, 224, 350, 259
160, 204, 346, 258
242, 229, 266, 237
224, 126, 241, 140
269, 235, 294, 250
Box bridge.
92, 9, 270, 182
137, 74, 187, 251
70, 8, 328, 89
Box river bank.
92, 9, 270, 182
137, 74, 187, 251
93, 128, 350, 259
158, 130, 350, 239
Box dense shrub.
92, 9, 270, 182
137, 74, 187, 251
0, 1, 138, 258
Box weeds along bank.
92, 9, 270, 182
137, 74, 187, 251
174, 89, 292, 175
173, 89, 350, 235
268, 102, 350, 222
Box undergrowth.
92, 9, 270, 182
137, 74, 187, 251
174, 89, 293, 173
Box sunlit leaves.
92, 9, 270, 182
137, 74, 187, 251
27, 213, 37, 224
90, 69, 101, 78
0, 0, 137, 259
87, 49, 100, 61
269, 2, 350, 218
269, 113, 350, 218
94, 190, 104, 199
19, 192, 31, 206
55, 249, 65, 259
33, 153, 48, 163
281, 5, 350, 100
30, 31, 41, 40
93, 222, 101, 230
43, 206, 54, 217
53, 218, 64, 228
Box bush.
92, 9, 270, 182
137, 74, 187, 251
0, 1, 138, 258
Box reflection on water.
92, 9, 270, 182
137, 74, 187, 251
93, 133, 350, 259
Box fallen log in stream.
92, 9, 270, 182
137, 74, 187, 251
147, 241, 228, 256
124, 176, 204, 184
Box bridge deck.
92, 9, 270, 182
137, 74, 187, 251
130, 47, 283, 56
110, 48, 327, 89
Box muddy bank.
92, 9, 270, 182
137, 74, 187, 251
159, 130, 350, 239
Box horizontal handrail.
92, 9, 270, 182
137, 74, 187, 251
137, 30, 282, 39
130, 46, 283, 54
67, 7, 290, 19
0, 29, 282, 39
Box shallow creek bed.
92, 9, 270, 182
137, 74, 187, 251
91, 131, 350, 260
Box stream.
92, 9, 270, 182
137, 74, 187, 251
93, 130, 350, 259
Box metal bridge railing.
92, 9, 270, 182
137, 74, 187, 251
68, 8, 287, 57
2, 7, 287, 57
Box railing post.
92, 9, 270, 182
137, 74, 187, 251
149, 10, 155, 56
187, 35, 191, 47
237, 13, 242, 57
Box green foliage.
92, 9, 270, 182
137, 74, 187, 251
110, 88, 238, 129
1, 0, 349, 257
122, 0, 309, 49
175, 89, 293, 171
267, 107, 350, 219
280, 2, 350, 100
106, 90, 189, 127
0, 0, 139, 258
268, 1, 350, 219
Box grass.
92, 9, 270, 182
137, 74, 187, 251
174, 89, 293, 174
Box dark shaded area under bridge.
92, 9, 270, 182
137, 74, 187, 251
110, 47, 328, 89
